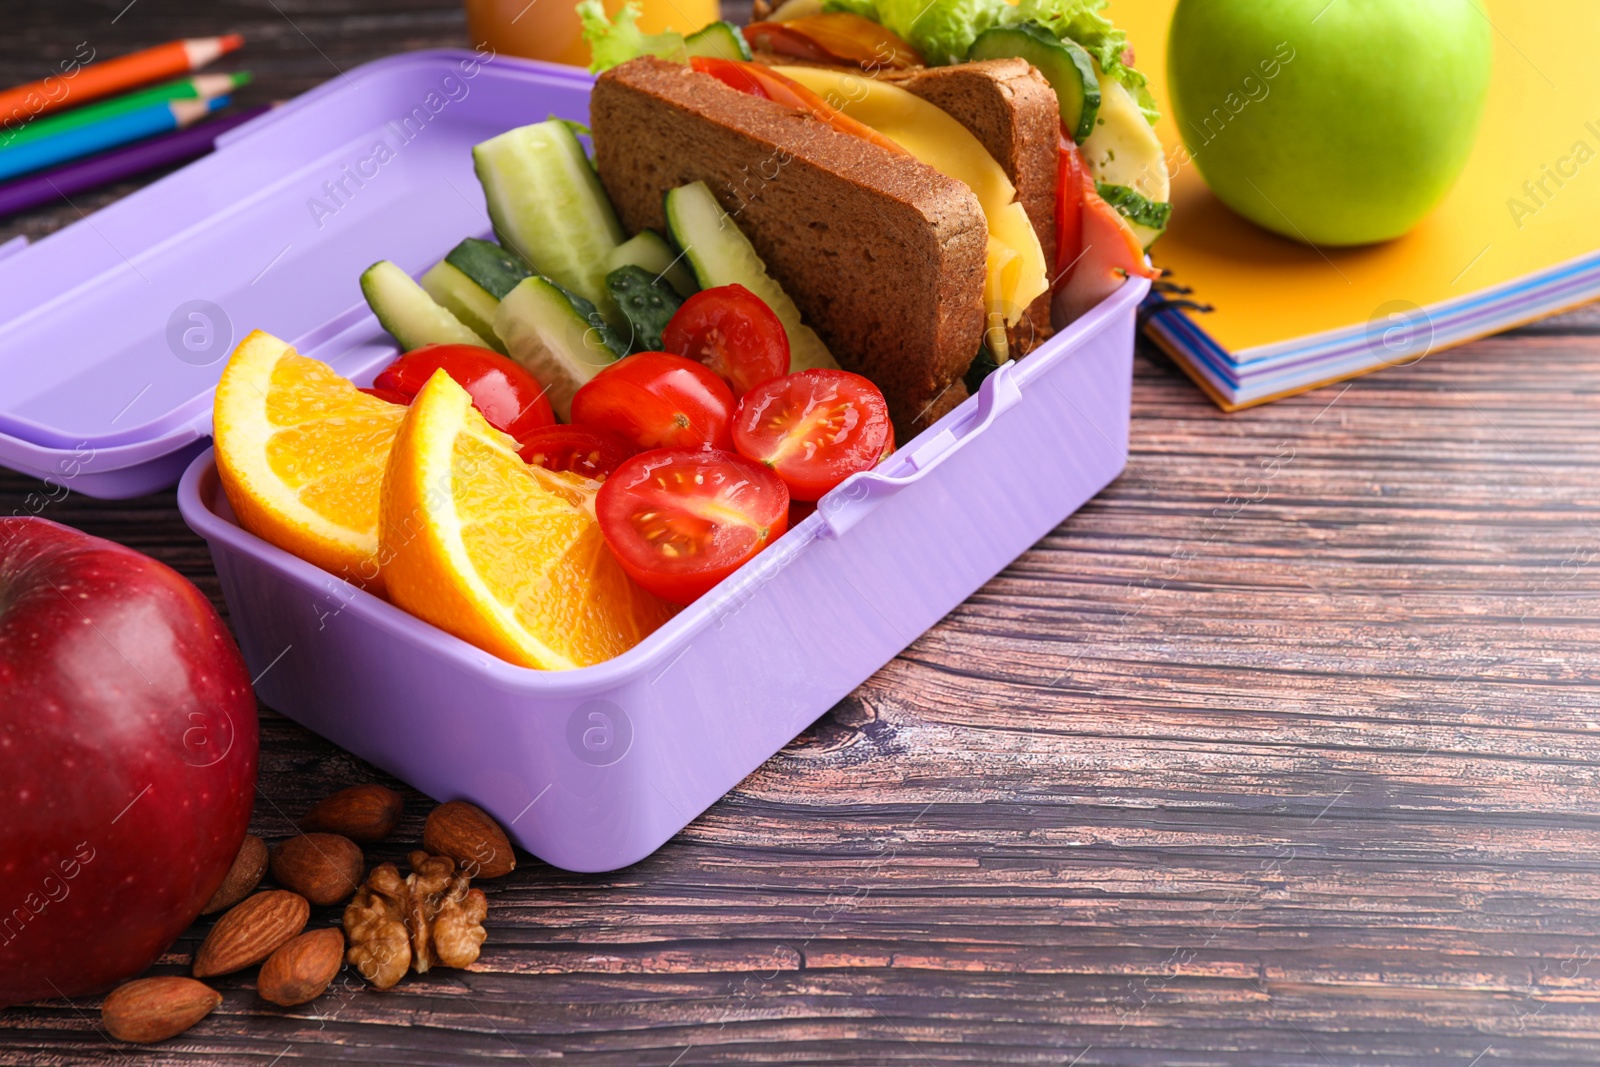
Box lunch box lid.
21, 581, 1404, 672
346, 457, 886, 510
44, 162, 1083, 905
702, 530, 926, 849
0, 50, 594, 498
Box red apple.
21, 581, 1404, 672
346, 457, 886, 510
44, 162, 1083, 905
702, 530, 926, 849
0, 518, 258, 1007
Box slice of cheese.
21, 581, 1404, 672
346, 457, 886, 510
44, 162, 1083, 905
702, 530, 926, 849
775, 66, 1049, 344
1080, 68, 1170, 249
1080, 70, 1169, 204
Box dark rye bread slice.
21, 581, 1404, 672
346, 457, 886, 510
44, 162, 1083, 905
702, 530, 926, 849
590, 56, 988, 434
884, 59, 1059, 354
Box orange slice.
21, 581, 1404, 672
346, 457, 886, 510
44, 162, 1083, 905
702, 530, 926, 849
213, 330, 405, 592
379, 369, 675, 669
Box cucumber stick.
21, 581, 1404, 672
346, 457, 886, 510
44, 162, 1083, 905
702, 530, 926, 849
968, 25, 1100, 143
493, 276, 621, 421
473, 120, 625, 324
444, 237, 532, 300
663, 181, 837, 371
604, 229, 698, 299
606, 266, 683, 354
361, 260, 492, 351
420, 261, 507, 353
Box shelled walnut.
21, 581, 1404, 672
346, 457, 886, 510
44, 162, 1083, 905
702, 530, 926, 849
343, 863, 412, 990
342, 852, 488, 989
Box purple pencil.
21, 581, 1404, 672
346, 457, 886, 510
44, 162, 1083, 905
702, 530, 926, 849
0, 104, 272, 217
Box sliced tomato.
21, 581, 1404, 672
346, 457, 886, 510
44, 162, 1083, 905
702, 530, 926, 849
662, 283, 790, 398
1053, 166, 1160, 324
517, 425, 636, 481
732, 369, 893, 502
690, 55, 772, 98
689, 57, 909, 157
743, 14, 923, 69
372, 344, 555, 444
1054, 124, 1087, 286
596, 448, 790, 605
570, 351, 736, 453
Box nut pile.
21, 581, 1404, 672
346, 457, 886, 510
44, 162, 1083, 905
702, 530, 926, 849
98, 785, 516, 1044
345, 852, 488, 989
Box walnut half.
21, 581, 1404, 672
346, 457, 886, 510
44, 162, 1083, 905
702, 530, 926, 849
343, 853, 488, 989
343, 863, 410, 990
432, 886, 488, 970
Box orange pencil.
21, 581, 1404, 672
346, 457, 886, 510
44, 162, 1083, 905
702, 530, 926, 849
0, 36, 243, 126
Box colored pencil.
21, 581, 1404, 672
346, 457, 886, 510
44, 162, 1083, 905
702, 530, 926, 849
0, 72, 249, 152
0, 96, 231, 183
0, 104, 271, 218
0, 36, 243, 125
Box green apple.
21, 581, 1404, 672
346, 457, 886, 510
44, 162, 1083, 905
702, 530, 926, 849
1167, 0, 1492, 246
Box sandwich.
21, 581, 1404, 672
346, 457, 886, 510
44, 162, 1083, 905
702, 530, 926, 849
578, 0, 1166, 434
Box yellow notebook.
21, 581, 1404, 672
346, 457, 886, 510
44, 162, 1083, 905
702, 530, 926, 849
1121, 0, 1600, 409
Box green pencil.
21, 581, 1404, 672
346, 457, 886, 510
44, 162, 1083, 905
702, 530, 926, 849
0, 71, 250, 151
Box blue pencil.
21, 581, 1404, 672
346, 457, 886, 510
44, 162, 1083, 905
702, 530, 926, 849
0, 95, 230, 182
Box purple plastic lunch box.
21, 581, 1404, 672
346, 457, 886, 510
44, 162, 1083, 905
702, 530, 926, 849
1, 51, 1145, 871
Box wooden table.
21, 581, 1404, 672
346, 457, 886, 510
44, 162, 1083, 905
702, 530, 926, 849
3, 4, 1600, 1064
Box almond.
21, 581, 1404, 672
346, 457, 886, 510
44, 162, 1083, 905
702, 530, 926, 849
257, 928, 345, 1007
270, 833, 365, 906
299, 784, 404, 844
102, 976, 221, 1043
193, 890, 310, 978
201, 834, 268, 915
423, 801, 515, 879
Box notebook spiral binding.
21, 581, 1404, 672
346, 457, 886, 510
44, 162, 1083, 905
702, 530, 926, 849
1139, 271, 1214, 330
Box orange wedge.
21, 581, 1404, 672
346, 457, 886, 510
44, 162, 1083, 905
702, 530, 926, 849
380, 370, 676, 670
214, 330, 405, 592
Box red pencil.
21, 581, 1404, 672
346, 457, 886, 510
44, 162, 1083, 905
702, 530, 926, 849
0, 36, 243, 126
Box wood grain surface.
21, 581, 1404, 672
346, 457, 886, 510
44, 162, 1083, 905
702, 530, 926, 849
2, 4, 1599, 1065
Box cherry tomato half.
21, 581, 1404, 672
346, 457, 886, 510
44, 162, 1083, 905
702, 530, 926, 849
372, 344, 555, 444
732, 369, 893, 501
570, 351, 736, 453
662, 283, 791, 397
517, 425, 637, 481
596, 448, 789, 605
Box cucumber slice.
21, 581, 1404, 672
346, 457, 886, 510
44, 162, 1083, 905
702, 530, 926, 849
663, 181, 837, 371
420, 261, 507, 353
606, 266, 683, 354
684, 21, 753, 61
1081, 66, 1170, 208
473, 120, 626, 323
492, 276, 622, 421
969, 24, 1100, 143
603, 229, 698, 299
1095, 181, 1172, 249
361, 260, 492, 352
444, 237, 532, 300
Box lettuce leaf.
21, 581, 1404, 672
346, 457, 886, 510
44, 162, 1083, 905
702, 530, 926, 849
577, 0, 685, 72
872, 0, 1007, 66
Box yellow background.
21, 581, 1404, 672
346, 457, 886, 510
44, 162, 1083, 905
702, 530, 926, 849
1119, 0, 1600, 353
